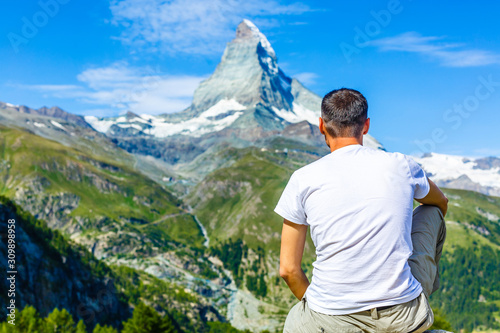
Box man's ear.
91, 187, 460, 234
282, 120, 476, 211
362, 118, 370, 135
319, 117, 326, 135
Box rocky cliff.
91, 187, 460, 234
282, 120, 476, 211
0, 197, 130, 329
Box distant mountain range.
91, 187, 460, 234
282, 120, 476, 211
1, 20, 499, 332
83, 19, 383, 148
416, 153, 500, 197
1, 21, 497, 196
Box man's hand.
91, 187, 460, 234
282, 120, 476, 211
415, 178, 449, 217
280, 219, 310, 300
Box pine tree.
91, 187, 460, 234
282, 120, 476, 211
257, 275, 267, 297
93, 323, 118, 333
122, 303, 177, 333
44, 308, 76, 333
0, 308, 20, 333
76, 319, 87, 333
18, 306, 43, 333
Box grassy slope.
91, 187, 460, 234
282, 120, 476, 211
139, 214, 206, 249
0, 126, 204, 248
188, 147, 316, 255
443, 188, 500, 247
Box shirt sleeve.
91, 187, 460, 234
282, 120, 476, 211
274, 172, 309, 225
405, 156, 430, 200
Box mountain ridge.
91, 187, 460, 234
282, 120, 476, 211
81, 19, 384, 155
416, 153, 500, 197
0, 101, 90, 128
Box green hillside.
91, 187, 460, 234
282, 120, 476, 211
431, 189, 500, 332
0, 126, 179, 223
0, 126, 208, 254
443, 188, 500, 248
0, 195, 212, 332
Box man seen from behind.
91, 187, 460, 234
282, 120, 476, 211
275, 88, 448, 333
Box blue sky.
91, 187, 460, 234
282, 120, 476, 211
1, 0, 499, 157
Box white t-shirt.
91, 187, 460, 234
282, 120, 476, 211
274, 144, 430, 315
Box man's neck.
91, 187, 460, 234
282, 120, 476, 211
326, 136, 363, 153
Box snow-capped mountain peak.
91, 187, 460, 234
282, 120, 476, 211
415, 152, 500, 197
235, 19, 276, 59
83, 21, 383, 152
189, 19, 293, 114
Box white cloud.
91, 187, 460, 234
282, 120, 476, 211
19, 62, 206, 115
24, 84, 82, 91
294, 72, 318, 85
369, 32, 500, 67
77, 108, 122, 118
109, 0, 310, 55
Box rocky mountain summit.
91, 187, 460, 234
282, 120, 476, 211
83, 19, 383, 164
0, 199, 131, 328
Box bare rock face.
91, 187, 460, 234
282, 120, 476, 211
0, 201, 131, 328
436, 174, 500, 197
282, 121, 321, 140
474, 156, 500, 170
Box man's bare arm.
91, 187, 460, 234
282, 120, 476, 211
415, 178, 449, 217
280, 219, 310, 300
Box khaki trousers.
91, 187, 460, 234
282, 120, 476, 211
283, 205, 446, 333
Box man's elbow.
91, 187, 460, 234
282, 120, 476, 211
279, 266, 290, 280
279, 264, 300, 280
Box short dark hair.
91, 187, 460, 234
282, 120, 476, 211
321, 88, 368, 138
